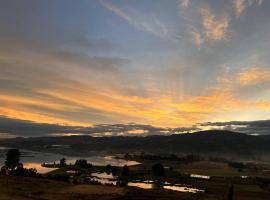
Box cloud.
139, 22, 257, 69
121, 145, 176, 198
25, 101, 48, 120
199, 119, 270, 135
234, 0, 264, 17
256, 0, 264, 6
184, 0, 264, 47
0, 36, 211, 128
100, 0, 172, 40
0, 116, 200, 138
2, 115, 270, 138
191, 27, 204, 48
180, 0, 190, 9
184, 4, 231, 47
2, 36, 270, 129
238, 67, 270, 85
0, 116, 89, 137
234, 0, 247, 17
200, 8, 230, 41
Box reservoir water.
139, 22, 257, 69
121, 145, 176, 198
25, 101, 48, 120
0, 147, 139, 173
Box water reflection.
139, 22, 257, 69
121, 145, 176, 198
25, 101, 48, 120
127, 181, 204, 193
163, 185, 204, 193
128, 182, 154, 189
190, 174, 210, 179
0, 146, 140, 174
88, 172, 118, 185
23, 163, 57, 174
66, 156, 139, 167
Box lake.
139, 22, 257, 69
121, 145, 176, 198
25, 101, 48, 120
127, 181, 204, 193
0, 147, 140, 173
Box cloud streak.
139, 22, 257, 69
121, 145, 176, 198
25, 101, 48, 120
100, 0, 172, 40
191, 27, 204, 48
238, 67, 270, 85
0, 116, 199, 138
234, 0, 264, 17
234, 0, 247, 17
199, 119, 270, 135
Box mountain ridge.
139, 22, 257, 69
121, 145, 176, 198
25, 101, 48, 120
1, 130, 269, 158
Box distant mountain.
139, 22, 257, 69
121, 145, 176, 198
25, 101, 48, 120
1, 130, 270, 157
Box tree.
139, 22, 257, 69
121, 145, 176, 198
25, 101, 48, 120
5, 149, 20, 170
60, 158, 66, 167
227, 184, 234, 200
75, 159, 91, 168
106, 164, 112, 170
152, 163, 164, 176
111, 166, 118, 176
122, 165, 129, 177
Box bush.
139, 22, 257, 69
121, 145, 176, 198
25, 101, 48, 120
152, 163, 164, 176
122, 165, 129, 177
60, 158, 66, 167
10, 166, 41, 177
111, 166, 118, 176
5, 149, 21, 170
75, 159, 92, 168
47, 174, 69, 182
228, 161, 245, 169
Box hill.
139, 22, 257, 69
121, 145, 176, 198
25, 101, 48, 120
1, 130, 270, 157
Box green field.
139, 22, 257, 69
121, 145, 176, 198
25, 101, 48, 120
129, 159, 270, 177
34, 158, 270, 200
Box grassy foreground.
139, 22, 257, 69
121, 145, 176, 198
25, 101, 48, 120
0, 174, 270, 200
0, 174, 207, 200
0, 175, 123, 200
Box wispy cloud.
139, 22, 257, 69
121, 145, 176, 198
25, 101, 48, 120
184, 0, 264, 47
191, 27, 204, 48
234, 0, 247, 17
200, 8, 230, 41
256, 0, 264, 6
238, 67, 270, 85
180, 0, 190, 9
234, 0, 264, 17
100, 0, 172, 39
184, 5, 231, 47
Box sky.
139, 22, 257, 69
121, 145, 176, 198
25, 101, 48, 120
1, 0, 270, 137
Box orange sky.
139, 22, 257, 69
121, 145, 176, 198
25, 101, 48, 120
1, 0, 270, 129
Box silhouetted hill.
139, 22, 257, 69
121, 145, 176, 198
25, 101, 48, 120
1, 130, 270, 156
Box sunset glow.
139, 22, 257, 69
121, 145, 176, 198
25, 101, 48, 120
1, 0, 270, 136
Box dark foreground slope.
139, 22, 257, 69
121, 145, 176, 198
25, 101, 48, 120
1, 174, 270, 200
1, 130, 270, 157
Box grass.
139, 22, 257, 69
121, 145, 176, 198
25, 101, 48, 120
4, 158, 269, 200
0, 175, 124, 200
130, 159, 270, 177
1, 171, 270, 200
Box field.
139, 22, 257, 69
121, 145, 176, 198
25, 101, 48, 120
38, 158, 270, 199
1, 155, 270, 200
0, 173, 270, 200
0, 175, 124, 200
129, 159, 270, 177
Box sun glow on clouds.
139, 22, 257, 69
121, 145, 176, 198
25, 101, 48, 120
238, 67, 270, 85
200, 8, 230, 41
127, 129, 148, 135
0, 0, 270, 134
234, 0, 264, 17
234, 0, 247, 17
1, 64, 270, 128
